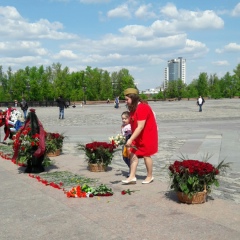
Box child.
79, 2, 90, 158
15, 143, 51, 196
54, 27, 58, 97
121, 111, 132, 172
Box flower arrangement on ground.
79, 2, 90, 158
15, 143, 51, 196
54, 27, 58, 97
12, 127, 40, 164
168, 159, 229, 198
12, 109, 51, 173
45, 132, 64, 153
81, 183, 113, 197
78, 141, 119, 167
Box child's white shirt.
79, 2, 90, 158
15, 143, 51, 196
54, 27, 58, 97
121, 123, 132, 137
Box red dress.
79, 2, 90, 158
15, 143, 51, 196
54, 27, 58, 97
130, 103, 158, 156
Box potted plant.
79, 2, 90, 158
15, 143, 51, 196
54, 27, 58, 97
78, 141, 119, 172
168, 159, 229, 204
45, 132, 64, 156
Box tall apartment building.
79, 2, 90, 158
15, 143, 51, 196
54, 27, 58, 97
164, 57, 186, 88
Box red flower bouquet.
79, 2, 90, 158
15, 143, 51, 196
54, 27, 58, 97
45, 132, 64, 153
12, 127, 40, 164
78, 141, 119, 167
169, 159, 229, 197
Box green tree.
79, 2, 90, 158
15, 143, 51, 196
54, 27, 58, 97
209, 74, 221, 99
111, 69, 135, 99
219, 72, 233, 98
186, 80, 198, 99
100, 70, 112, 100
196, 72, 208, 97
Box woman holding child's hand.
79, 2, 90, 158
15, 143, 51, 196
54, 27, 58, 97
122, 88, 158, 185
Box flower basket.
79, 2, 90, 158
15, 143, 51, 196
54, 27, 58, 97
45, 132, 64, 155
177, 191, 207, 204
78, 141, 120, 171
88, 163, 107, 172
177, 188, 207, 204
168, 159, 229, 204
46, 149, 61, 157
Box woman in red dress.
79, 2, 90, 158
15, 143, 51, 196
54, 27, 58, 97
122, 88, 158, 184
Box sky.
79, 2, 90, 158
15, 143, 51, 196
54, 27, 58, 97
0, 0, 240, 91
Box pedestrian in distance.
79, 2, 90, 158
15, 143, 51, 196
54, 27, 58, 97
20, 98, 28, 120
56, 96, 67, 119
122, 88, 158, 185
197, 96, 205, 112
114, 96, 119, 109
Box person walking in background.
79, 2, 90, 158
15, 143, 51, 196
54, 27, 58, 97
20, 98, 28, 119
122, 88, 158, 185
56, 96, 66, 119
197, 96, 205, 112
121, 111, 132, 175
114, 96, 119, 109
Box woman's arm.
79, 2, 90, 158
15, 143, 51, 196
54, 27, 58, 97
126, 120, 145, 146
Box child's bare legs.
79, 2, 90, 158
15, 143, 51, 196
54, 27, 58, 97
126, 153, 138, 180
143, 156, 153, 181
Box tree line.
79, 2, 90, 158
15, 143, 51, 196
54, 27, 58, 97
155, 64, 240, 100
0, 63, 240, 102
0, 63, 135, 102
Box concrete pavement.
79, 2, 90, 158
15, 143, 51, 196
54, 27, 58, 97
0, 99, 240, 239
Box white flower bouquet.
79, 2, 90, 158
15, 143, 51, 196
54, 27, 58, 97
109, 134, 126, 147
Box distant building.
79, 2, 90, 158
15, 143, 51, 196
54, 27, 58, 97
142, 88, 160, 95
164, 57, 186, 88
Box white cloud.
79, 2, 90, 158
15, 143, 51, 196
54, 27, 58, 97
119, 3, 224, 40
0, 41, 48, 56
119, 25, 153, 38
63, 32, 209, 67
160, 3, 178, 18
216, 43, 240, 53
150, 20, 181, 35
160, 3, 224, 30
107, 4, 131, 18
53, 50, 78, 59
177, 39, 209, 58
119, 20, 183, 39
135, 4, 157, 19
232, 3, 240, 16
0, 6, 78, 40
0, 55, 50, 70
0, 6, 22, 19
212, 60, 229, 66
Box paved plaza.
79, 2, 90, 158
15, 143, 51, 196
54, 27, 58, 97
0, 99, 240, 239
